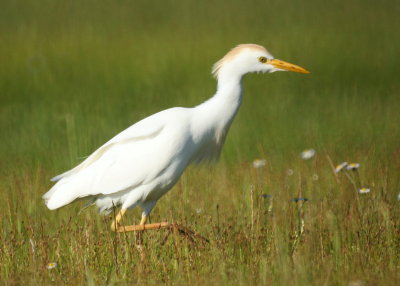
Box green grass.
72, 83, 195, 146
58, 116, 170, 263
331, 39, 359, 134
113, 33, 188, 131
1, 0, 399, 284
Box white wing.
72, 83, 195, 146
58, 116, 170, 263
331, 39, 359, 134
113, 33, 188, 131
43, 108, 185, 210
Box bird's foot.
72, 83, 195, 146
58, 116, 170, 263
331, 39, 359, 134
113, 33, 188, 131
109, 210, 203, 252
114, 221, 209, 245
115, 222, 170, 232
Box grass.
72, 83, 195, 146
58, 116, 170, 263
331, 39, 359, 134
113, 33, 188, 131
1, 0, 400, 284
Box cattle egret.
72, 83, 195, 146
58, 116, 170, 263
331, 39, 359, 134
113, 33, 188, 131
43, 44, 309, 232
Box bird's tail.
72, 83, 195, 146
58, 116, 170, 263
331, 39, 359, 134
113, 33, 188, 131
42, 180, 79, 210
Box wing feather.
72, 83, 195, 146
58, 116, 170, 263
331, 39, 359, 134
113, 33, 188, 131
43, 109, 174, 210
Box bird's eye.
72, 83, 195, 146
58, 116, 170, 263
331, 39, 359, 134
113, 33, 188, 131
259, 56, 268, 63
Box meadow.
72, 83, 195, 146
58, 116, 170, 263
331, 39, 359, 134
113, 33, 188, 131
0, 0, 399, 284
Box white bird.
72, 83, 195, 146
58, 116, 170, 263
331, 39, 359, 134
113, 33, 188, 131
43, 44, 309, 232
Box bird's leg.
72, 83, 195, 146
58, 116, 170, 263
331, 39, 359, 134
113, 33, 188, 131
140, 214, 147, 226
112, 201, 169, 232
111, 208, 127, 232
111, 210, 209, 245
112, 210, 169, 232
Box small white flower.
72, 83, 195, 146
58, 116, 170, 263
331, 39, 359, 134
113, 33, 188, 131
335, 162, 348, 173
300, 149, 316, 160
195, 208, 203, 214
359, 188, 370, 194
287, 169, 294, 176
346, 163, 360, 170
397, 193, 400, 201
252, 159, 266, 168
46, 262, 57, 270
312, 173, 319, 181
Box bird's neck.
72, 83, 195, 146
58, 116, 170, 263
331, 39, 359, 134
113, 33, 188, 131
194, 75, 243, 135
214, 77, 243, 109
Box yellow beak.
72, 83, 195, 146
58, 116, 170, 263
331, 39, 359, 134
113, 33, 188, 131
269, 59, 310, 74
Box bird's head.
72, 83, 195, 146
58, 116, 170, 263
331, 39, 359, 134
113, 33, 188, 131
212, 44, 309, 80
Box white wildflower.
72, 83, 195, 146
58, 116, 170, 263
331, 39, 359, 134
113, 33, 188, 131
335, 162, 348, 173
346, 163, 360, 170
252, 159, 266, 168
46, 262, 57, 270
300, 149, 316, 160
359, 188, 370, 194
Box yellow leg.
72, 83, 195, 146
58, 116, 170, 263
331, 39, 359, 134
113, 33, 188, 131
140, 215, 147, 226
111, 208, 127, 231
110, 210, 209, 244
111, 208, 169, 232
